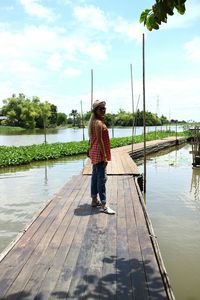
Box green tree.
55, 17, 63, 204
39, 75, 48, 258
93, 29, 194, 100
160, 114, 169, 124
2, 94, 25, 126
39, 101, 52, 143
105, 113, 115, 127
84, 111, 91, 121
70, 109, 78, 126
20, 99, 39, 129
140, 0, 186, 31
115, 109, 133, 126
57, 112, 68, 126
49, 104, 57, 126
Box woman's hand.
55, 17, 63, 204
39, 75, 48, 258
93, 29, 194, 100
103, 157, 108, 168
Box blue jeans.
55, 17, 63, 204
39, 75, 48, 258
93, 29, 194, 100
91, 162, 107, 204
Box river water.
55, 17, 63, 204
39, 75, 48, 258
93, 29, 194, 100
0, 125, 183, 146
137, 144, 200, 300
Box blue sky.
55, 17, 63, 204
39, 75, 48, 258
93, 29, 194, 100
0, 0, 200, 121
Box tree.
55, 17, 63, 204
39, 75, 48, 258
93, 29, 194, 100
2, 94, 25, 126
49, 104, 57, 126
39, 101, 52, 143
140, 0, 187, 31
20, 99, 39, 129
57, 112, 68, 126
70, 109, 78, 126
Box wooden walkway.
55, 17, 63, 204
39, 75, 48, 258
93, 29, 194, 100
0, 138, 183, 300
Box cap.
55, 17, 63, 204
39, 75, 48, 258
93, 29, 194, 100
92, 100, 106, 111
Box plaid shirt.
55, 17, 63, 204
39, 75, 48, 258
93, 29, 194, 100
89, 121, 111, 165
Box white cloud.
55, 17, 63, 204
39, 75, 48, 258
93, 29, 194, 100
114, 17, 144, 42
73, 5, 108, 31
63, 68, 81, 77
73, 4, 143, 43
82, 43, 108, 61
184, 37, 200, 62
46, 53, 64, 71
145, 76, 200, 121
20, 0, 56, 21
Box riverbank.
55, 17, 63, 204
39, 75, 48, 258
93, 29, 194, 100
0, 131, 188, 168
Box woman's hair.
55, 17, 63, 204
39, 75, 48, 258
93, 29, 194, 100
88, 100, 106, 140
88, 111, 96, 141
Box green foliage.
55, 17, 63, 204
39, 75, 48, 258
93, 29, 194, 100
57, 112, 68, 126
0, 130, 188, 167
0, 126, 26, 133
115, 109, 133, 126
105, 113, 115, 127
2, 94, 54, 129
140, 0, 187, 31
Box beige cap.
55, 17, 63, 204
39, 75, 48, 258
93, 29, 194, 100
92, 100, 106, 111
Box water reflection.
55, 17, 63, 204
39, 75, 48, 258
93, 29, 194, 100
0, 155, 86, 254
138, 143, 200, 300
190, 168, 200, 202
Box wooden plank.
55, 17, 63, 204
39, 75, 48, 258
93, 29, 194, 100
123, 176, 149, 299
0, 175, 86, 297
49, 189, 94, 299
22, 176, 91, 299
129, 178, 167, 299
101, 176, 117, 299
116, 176, 133, 299
115, 152, 125, 174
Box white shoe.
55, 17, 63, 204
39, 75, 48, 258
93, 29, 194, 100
101, 206, 115, 215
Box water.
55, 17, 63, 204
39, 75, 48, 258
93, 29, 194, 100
0, 156, 86, 254
0, 125, 183, 146
138, 144, 200, 300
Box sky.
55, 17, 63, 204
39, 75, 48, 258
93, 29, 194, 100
0, 0, 200, 121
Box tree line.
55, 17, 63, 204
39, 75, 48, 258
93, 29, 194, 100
0, 93, 181, 130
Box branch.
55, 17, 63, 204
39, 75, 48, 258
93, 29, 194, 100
140, 0, 186, 31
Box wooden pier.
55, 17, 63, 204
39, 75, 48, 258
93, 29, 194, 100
0, 137, 185, 300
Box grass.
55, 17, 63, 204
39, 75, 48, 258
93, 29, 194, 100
0, 130, 189, 168
0, 125, 26, 133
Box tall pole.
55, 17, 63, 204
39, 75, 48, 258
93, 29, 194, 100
91, 69, 93, 110
130, 63, 135, 153
80, 100, 85, 141
142, 33, 147, 194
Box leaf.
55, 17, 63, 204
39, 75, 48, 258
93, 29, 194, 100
174, 0, 186, 14
140, 9, 151, 23
146, 14, 160, 30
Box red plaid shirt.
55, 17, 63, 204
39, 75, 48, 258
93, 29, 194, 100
89, 121, 111, 165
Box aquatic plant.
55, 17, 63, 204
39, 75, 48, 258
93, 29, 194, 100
0, 130, 188, 167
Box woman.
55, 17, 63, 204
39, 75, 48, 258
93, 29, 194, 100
88, 100, 115, 214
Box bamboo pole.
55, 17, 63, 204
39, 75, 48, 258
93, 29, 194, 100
130, 63, 135, 153
91, 69, 93, 110
142, 33, 147, 194
80, 100, 85, 141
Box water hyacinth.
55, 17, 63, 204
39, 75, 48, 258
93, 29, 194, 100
0, 131, 188, 168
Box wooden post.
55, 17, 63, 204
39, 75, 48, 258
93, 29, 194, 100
80, 100, 85, 141
112, 113, 115, 138
130, 63, 134, 153
91, 69, 93, 110
142, 33, 147, 194
44, 120, 47, 144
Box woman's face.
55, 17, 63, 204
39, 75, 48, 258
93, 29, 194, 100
95, 105, 106, 118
